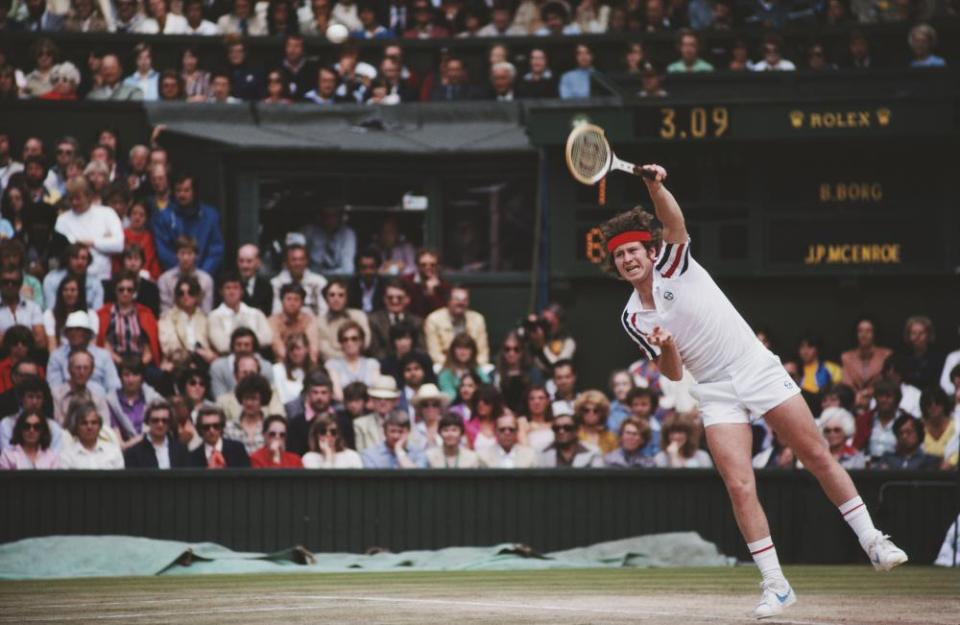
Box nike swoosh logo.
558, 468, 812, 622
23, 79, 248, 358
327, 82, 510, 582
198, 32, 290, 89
776, 592, 791, 603
872, 554, 881, 564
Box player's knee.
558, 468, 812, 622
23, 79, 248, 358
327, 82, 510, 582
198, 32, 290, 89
799, 445, 834, 474
724, 475, 757, 505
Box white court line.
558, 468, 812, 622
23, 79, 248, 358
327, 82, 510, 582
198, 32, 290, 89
4, 592, 860, 625
20, 598, 197, 610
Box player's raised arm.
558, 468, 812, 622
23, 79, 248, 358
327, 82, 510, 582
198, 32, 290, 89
638, 165, 688, 245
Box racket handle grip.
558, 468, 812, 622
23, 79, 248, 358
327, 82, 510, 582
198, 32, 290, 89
636, 166, 658, 181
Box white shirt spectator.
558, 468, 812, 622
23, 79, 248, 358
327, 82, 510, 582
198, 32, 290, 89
270, 269, 328, 317
208, 302, 273, 354
0, 298, 44, 334
272, 362, 304, 405
186, 20, 219, 35
216, 13, 268, 35
152, 437, 171, 469
137, 13, 190, 34
59, 438, 125, 469
0, 161, 23, 194
751, 59, 796, 71
331, 2, 362, 30
302, 448, 363, 468
54, 204, 125, 281
900, 383, 921, 419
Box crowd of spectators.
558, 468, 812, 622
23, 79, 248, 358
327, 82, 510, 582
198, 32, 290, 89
0, 0, 953, 104
0, 130, 957, 472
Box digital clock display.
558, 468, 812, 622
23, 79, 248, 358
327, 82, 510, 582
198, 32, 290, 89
635, 106, 732, 141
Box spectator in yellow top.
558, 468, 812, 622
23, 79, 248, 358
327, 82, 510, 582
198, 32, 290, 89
574, 389, 617, 455
920, 387, 956, 467
797, 334, 841, 395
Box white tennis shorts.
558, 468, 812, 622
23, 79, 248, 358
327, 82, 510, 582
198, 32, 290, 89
690, 350, 800, 428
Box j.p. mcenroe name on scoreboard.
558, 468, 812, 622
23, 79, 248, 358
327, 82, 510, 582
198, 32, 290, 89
789, 108, 892, 130
804, 243, 901, 264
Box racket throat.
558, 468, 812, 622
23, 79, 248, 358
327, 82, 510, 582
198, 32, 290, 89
609, 156, 638, 176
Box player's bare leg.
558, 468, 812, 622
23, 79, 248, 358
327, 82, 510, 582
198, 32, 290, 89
706, 423, 796, 619
765, 394, 908, 571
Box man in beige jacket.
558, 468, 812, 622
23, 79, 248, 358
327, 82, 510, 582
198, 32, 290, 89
158, 275, 217, 367
423, 286, 489, 366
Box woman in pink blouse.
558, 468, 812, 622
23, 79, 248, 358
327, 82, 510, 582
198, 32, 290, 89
0, 413, 60, 470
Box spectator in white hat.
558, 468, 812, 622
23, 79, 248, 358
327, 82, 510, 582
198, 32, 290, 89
352, 375, 400, 452
410, 383, 449, 450
46, 310, 120, 393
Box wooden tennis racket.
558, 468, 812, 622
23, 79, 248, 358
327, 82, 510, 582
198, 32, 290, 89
565, 123, 657, 185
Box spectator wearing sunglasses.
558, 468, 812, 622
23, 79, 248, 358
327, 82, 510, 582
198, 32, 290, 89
189, 405, 250, 468
538, 412, 603, 468
367, 280, 422, 360
0, 374, 62, 453
477, 414, 536, 468
0, 411, 59, 469
302, 414, 362, 468
158, 275, 217, 370
249, 414, 302, 468
819, 407, 865, 470
574, 390, 618, 455
124, 399, 190, 468
95, 270, 160, 370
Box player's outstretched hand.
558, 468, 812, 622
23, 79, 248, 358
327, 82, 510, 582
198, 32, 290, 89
647, 325, 674, 347
637, 164, 667, 190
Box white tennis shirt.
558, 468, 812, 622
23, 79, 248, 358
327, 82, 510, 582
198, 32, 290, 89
620, 239, 765, 384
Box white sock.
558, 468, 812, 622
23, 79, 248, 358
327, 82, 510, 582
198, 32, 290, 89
839, 496, 879, 545
748, 537, 785, 585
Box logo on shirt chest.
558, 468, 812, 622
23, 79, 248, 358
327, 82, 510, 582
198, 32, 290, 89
663, 291, 675, 301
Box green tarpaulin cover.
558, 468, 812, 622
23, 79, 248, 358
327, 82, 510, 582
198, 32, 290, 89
0, 533, 733, 580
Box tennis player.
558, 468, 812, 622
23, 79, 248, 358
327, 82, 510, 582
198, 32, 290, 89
602, 164, 907, 619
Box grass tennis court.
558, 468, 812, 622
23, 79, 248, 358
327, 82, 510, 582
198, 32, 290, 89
2, 565, 957, 624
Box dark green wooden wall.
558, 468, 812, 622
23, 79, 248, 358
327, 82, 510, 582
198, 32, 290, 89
1, 470, 955, 565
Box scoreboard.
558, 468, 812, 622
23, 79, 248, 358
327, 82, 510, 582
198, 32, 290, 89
527, 96, 957, 277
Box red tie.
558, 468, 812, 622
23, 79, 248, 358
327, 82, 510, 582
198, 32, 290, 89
208, 449, 226, 469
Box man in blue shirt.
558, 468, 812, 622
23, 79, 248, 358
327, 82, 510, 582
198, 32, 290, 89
361, 411, 426, 468
559, 44, 595, 100
909, 23, 947, 68
152, 173, 224, 276
303, 207, 356, 274
46, 311, 121, 393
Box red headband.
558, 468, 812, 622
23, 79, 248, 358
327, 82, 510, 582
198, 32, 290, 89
606, 230, 652, 252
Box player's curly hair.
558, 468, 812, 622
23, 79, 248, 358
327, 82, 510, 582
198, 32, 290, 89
596, 207, 662, 278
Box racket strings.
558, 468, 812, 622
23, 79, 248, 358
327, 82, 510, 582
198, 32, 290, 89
571, 130, 608, 180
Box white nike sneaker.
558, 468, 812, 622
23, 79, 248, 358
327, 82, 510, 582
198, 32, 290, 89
752, 579, 797, 620
863, 531, 909, 571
